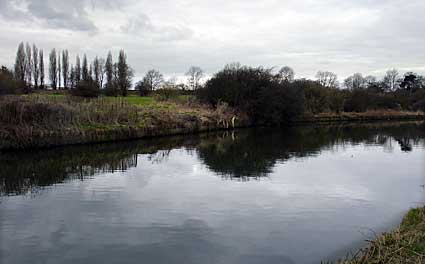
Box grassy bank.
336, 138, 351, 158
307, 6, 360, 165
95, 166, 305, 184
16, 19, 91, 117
0, 94, 424, 150
334, 207, 425, 264
0, 95, 249, 150
300, 110, 425, 124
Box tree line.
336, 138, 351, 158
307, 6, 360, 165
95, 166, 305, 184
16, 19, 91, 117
1, 42, 425, 123
2, 42, 205, 97
197, 64, 425, 125
5, 42, 133, 97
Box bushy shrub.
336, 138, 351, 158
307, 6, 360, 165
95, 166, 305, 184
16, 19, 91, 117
412, 99, 425, 111
197, 64, 304, 125
71, 80, 100, 98
104, 83, 120, 97
0, 66, 23, 95
154, 88, 180, 101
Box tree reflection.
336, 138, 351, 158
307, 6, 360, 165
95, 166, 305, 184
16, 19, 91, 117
0, 121, 424, 195
195, 122, 425, 179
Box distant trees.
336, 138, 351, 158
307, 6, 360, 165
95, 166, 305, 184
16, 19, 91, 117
49, 49, 57, 90
25, 43, 32, 86
32, 44, 39, 89
316, 71, 338, 88
62, 50, 69, 89
277, 66, 295, 82
382, 68, 399, 92
186, 66, 204, 90
400, 72, 423, 95
93, 56, 105, 89
39, 50, 44, 89
117, 50, 133, 96
197, 64, 304, 125
344, 73, 367, 90
14, 43, 26, 83
57, 52, 61, 89
141, 69, 164, 93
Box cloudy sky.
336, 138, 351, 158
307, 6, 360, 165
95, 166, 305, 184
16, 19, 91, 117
0, 0, 424, 82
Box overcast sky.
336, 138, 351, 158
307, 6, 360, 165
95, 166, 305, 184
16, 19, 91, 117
1, 0, 424, 82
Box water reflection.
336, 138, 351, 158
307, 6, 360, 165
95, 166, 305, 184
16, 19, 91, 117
0, 121, 424, 195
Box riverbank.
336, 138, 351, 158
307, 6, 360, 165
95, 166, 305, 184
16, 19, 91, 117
299, 110, 425, 124
0, 95, 424, 150
0, 95, 250, 150
336, 207, 425, 264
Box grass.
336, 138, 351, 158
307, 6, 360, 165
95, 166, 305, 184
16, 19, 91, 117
0, 94, 242, 149
334, 207, 425, 264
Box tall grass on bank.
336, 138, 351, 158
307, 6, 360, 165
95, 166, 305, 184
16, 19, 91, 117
0, 95, 140, 130
333, 207, 425, 264
0, 95, 240, 149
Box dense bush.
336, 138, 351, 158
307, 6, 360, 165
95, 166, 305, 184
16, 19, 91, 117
197, 64, 305, 125
0, 66, 24, 95
71, 80, 100, 98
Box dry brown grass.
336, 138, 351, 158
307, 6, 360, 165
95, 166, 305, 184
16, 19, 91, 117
0, 95, 244, 149
333, 207, 425, 264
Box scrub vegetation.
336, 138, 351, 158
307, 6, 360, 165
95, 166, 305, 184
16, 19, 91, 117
332, 207, 425, 264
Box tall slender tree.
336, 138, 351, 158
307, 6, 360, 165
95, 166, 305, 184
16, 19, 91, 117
25, 43, 32, 85
82, 54, 89, 81
49, 49, 57, 89
75, 55, 81, 85
117, 49, 133, 96
14, 42, 26, 82
105, 51, 113, 88
62, 50, 69, 89
93, 56, 101, 88
39, 49, 45, 89
32, 44, 39, 89
57, 52, 61, 89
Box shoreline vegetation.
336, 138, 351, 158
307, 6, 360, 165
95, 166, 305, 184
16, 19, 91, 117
0, 92, 424, 151
334, 207, 425, 264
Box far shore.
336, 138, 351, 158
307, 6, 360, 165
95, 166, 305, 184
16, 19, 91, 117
0, 94, 423, 151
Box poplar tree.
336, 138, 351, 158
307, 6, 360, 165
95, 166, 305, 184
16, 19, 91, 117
32, 44, 39, 89
49, 49, 57, 89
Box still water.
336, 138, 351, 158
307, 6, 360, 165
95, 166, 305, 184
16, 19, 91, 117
1, 122, 424, 264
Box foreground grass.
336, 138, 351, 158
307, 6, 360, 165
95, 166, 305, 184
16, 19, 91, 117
335, 207, 425, 264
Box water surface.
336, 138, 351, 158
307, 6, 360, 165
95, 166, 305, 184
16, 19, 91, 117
1, 122, 424, 264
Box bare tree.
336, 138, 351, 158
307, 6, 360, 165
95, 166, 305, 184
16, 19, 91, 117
25, 43, 32, 85
39, 49, 45, 89
82, 54, 89, 81
75, 55, 81, 84
14, 42, 26, 82
186, 66, 204, 90
62, 50, 69, 89
344, 73, 366, 90
316, 71, 338, 88
364, 75, 377, 86
143, 69, 164, 91
98, 57, 105, 89
93, 56, 105, 88
49, 49, 57, 89
278, 66, 295, 82
32, 44, 39, 89
382, 68, 399, 92
105, 51, 113, 89
57, 52, 61, 89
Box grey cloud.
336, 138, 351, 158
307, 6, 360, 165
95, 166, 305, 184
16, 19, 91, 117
122, 14, 193, 42
0, 0, 424, 80
0, 0, 97, 31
